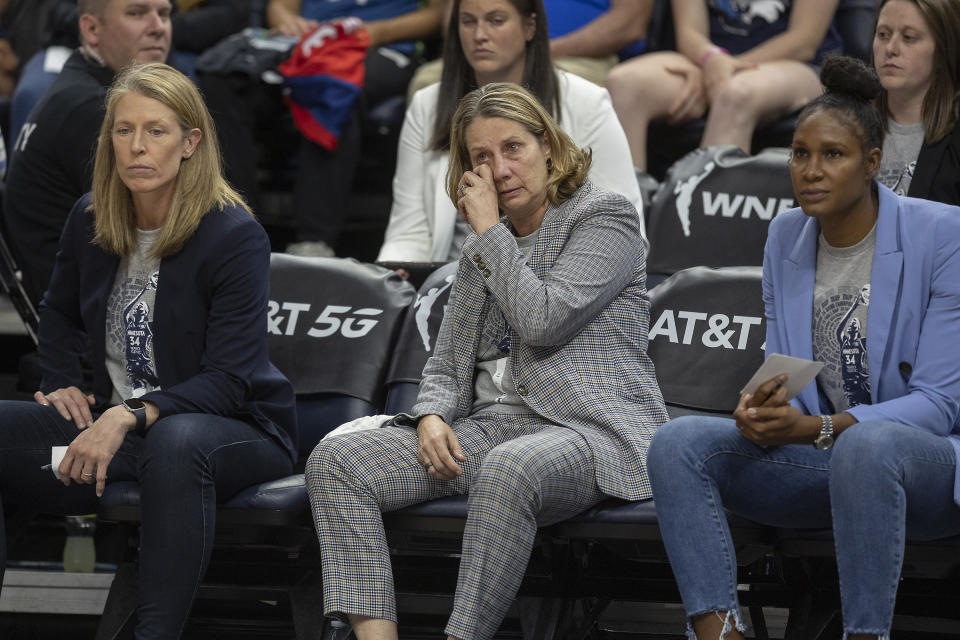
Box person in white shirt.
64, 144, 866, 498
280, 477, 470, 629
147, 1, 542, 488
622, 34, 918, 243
376, 0, 644, 268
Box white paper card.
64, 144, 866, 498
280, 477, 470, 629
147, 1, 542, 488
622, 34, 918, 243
740, 353, 824, 401
49, 446, 68, 480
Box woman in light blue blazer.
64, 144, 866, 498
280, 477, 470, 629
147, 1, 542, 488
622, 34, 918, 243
647, 56, 960, 640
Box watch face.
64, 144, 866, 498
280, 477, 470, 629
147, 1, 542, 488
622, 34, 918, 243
124, 398, 146, 411
814, 434, 835, 450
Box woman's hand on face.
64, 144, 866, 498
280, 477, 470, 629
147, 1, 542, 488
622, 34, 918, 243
34, 387, 96, 429
457, 164, 501, 236
733, 375, 818, 446
58, 405, 133, 496
416, 414, 466, 480
665, 62, 707, 125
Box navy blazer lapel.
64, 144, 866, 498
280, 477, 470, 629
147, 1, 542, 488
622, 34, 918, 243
782, 216, 819, 413
866, 187, 904, 402
152, 255, 181, 387
87, 247, 119, 386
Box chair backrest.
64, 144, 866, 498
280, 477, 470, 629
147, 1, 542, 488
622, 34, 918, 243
646, 145, 795, 276
648, 266, 766, 413
382, 261, 458, 414
268, 254, 416, 453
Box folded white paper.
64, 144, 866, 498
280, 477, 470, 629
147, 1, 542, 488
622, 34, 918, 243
740, 353, 824, 401
48, 446, 68, 480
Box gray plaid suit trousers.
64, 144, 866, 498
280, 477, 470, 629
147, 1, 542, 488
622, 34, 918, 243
307, 413, 606, 638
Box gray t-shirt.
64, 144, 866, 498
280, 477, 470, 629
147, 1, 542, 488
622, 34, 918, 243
878, 118, 924, 196
105, 227, 162, 404
811, 223, 876, 413
470, 228, 540, 416
450, 218, 471, 262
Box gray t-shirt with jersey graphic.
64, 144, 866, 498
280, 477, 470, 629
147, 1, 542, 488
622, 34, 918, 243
105, 227, 162, 404
471, 228, 540, 416
878, 118, 924, 196
812, 223, 876, 413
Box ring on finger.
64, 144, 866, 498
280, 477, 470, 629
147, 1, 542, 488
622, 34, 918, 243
457, 185, 466, 197
81, 472, 95, 478
423, 461, 434, 470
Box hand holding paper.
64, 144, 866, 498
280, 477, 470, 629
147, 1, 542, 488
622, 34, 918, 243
40, 446, 69, 480
741, 353, 824, 402
734, 354, 825, 446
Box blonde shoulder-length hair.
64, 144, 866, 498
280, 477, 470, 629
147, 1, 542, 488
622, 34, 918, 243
91, 62, 249, 257
446, 82, 591, 208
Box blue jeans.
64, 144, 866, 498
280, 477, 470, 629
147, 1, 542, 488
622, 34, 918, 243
648, 416, 960, 639
0, 400, 292, 640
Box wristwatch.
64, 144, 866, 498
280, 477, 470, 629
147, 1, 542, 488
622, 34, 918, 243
813, 414, 834, 450
122, 398, 148, 437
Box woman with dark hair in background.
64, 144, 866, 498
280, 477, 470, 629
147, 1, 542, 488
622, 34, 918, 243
647, 56, 960, 640
872, 0, 960, 205
376, 0, 643, 268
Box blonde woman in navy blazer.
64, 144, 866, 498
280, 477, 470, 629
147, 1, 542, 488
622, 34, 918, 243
307, 83, 667, 640
0, 64, 297, 639
647, 57, 960, 640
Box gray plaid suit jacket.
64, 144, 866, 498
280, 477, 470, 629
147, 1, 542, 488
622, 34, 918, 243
406, 181, 668, 501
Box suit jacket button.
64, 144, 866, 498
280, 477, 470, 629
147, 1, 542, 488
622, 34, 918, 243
483, 268, 491, 277
517, 385, 528, 395
473, 254, 482, 263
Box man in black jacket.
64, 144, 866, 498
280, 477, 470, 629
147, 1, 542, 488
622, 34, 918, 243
3, 0, 172, 306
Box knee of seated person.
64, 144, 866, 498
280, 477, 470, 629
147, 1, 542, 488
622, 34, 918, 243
306, 438, 343, 482
831, 420, 905, 471
650, 415, 730, 453
709, 77, 759, 117
607, 58, 668, 97
649, 417, 700, 470
140, 414, 204, 458
473, 444, 538, 495
649, 417, 736, 476
605, 62, 636, 93
305, 435, 372, 491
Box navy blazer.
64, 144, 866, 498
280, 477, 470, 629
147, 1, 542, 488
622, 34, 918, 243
37, 194, 298, 461
763, 184, 960, 501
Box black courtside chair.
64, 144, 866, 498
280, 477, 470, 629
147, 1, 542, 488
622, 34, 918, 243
644, 146, 794, 288
551, 266, 777, 639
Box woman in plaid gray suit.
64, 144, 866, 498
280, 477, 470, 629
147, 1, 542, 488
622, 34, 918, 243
306, 82, 668, 640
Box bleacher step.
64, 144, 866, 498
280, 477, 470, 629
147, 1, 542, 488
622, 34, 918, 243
0, 569, 112, 615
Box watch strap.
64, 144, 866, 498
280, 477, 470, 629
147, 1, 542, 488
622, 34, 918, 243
814, 413, 834, 450
123, 399, 148, 437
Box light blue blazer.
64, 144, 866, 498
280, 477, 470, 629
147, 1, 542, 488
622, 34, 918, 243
763, 183, 960, 503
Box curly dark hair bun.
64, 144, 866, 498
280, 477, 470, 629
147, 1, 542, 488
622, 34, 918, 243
820, 55, 882, 103
797, 55, 885, 151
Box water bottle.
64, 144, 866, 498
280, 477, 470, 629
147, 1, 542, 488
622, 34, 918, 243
63, 515, 96, 573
